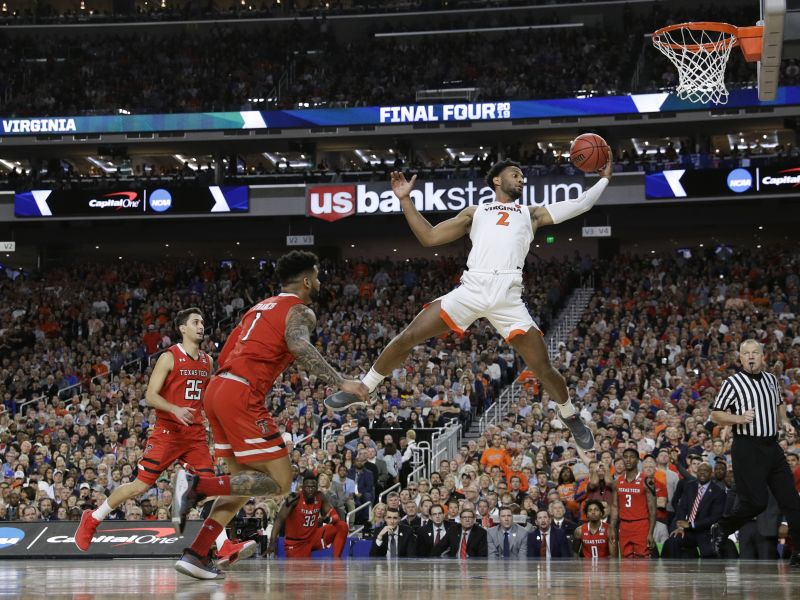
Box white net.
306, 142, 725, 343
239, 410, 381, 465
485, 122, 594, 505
652, 25, 737, 104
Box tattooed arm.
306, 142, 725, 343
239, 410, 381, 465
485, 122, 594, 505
284, 304, 344, 386
229, 470, 284, 496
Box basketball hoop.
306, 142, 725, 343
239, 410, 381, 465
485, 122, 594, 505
652, 22, 763, 105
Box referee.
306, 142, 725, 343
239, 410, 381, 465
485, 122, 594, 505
709, 339, 800, 566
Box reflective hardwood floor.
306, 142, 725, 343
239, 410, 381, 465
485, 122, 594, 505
1, 558, 798, 599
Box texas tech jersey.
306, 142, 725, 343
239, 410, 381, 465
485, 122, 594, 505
615, 472, 649, 521
155, 344, 211, 428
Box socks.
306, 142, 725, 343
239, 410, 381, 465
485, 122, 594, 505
190, 518, 224, 557
215, 528, 229, 550
195, 475, 232, 496
92, 500, 112, 521
362, 367, 387, 393
557, 399, 577, 419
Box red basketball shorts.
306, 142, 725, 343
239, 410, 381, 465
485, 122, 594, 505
136, 425, 215, 486
204, 375, 288, 464
619, 519, 650, 558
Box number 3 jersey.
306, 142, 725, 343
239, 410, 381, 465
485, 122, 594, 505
467, 201, 533, 272
155, 343, 212, 429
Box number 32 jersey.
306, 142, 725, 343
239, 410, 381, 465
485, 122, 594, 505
467, 201, 533, 272
156, 343, 211, 429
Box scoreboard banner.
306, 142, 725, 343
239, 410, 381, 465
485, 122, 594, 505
14, 185, 249, 218
1, 86, 799, 137
0, 520, 202, 559
645, 164, 800, 199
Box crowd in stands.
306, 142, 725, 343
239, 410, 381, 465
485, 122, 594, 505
2, 244, 799, 561
2, 2, 797, 117
3, 141, 798, 193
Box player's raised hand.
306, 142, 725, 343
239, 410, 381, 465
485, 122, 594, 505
172, 406, 196, 426
390, 171, 417, 198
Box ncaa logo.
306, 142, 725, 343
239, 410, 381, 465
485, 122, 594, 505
726, 169, 752, 193
149, 188, 173, 212
0, 527, 25, 549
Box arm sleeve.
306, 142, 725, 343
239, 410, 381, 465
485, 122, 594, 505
544, 177, 609, 224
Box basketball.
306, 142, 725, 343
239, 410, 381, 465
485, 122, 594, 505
570, 133, 610, 173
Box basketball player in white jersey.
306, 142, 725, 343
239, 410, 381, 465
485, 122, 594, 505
326, 158, 613, 453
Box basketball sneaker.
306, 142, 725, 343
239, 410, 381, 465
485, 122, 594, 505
74, 509, 101, 551
324, 389, 378, 413
172, 468, 202, 535
216, 539, 258, 569
561, 413, 595, 452
175, 548, 225, 580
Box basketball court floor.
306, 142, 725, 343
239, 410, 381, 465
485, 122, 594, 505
2, 559, 797, 599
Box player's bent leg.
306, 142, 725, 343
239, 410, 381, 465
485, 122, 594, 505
320, 520, 350, 558
510, 329, 595, 452
325, 300, 451, 412
75, 478, 151, 551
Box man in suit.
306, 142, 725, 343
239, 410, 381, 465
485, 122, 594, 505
370, 506, 416, 558
548, 501, 578, 536
739, 489, 782, 559
360, 408, 380, 430
487, 507, 527, 559
527, 509, 572, 558
416, 504, 453, 557
661, 463, 725, 558
348, 456, 375, 525
440, 508, 488, 558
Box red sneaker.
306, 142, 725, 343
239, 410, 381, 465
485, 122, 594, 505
75, 509, 101, 551
215, 539, 257, 569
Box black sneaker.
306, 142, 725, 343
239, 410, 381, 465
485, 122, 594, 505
790, 552, 800, 568
175, 548, 225, 580
172, 468, 202, 535
709, 523, 725, 558
561, 413, 595, 451
324, 390, 377, 413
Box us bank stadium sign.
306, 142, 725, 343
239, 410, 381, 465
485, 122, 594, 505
305, 177, 584, 222
2, 87, 799, 137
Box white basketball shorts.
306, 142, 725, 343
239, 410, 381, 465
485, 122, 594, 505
436, 270, 540, 341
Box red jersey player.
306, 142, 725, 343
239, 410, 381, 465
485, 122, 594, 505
609, 447, 656, 558
574, 499, 615, 558
73, 308, 255, 566
268, 471, 349, 558
172, 251, 368, 579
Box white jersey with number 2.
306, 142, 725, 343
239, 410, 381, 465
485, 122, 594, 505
467, 201, 533, 272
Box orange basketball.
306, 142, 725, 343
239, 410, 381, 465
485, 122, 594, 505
569, 133, 610, 173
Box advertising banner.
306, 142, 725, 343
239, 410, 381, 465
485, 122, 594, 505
645, 164, 800, 199
1, 86, 798, 137
0, 520, 202, 559
305, 176, 585, 222
14, 186, 249, 218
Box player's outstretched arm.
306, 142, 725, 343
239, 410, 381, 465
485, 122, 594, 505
285, 305, 368, 401
532, 158, 613, 228
144, 352, 195, 426
390, 171, 474, 247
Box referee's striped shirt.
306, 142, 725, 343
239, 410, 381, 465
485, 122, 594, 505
712, 370, 782, 437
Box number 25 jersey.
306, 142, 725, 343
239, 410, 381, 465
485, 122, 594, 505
155, 343, 211, 429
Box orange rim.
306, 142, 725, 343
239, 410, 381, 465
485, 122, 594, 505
652, 21, 740, 53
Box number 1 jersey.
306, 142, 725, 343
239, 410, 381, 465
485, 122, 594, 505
155, 343, 211, 429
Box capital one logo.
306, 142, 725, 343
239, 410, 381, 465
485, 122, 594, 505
307, 185, 356, 222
